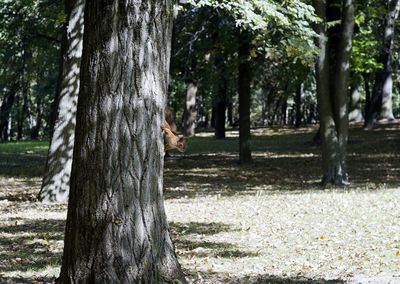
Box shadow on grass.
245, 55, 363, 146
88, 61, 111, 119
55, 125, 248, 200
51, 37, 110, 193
0, 218, 64, 279
164, 123, 400, 199
0, 153, 46, 177
170, 221, 258, 260
0, 123, 398, 283
187, 270, 345, 283
241, 275, 344, 283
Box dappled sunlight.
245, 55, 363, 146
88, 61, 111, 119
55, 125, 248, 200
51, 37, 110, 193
0, 123, 399, 282
165, 188, 400, 282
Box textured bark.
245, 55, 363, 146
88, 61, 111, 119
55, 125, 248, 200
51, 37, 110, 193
58, 1, 185, 283
238, 30, 252, 164
365, 0, 400, 128
314, 0, 354, 185
38, 0, 84, 203
182, 81, 197, 137
348, 77, 363, 122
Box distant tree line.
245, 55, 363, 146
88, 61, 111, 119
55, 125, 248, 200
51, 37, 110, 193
1, 0, 399, 184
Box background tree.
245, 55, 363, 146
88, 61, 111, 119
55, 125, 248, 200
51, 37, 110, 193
314, 0, 355, 185
58, 0, 185, 282
365, 0, 400, 128
238, 30, 252, 163
38, 0, 84, 202
0, 0, 63, 142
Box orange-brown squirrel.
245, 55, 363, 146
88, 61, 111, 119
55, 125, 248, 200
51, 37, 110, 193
162, 107, 186, 152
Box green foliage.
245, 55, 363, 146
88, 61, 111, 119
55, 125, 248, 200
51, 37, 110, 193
0, 0, 63, 139
168, 0, 319, 128
188, 0, 318, 65
351, 1, 385, 74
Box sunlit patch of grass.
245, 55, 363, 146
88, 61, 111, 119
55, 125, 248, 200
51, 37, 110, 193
0, 141, 49, 155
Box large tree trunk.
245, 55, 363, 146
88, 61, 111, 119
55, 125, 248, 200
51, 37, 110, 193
58, 1, 185, 283
348, 76, 364, 122
182, 80, 197, 136
314, 0, 354, 185
365, 0, 400, 128
238, 30, 252, 163
0, 83, 18, 142
38, 0, 84, 203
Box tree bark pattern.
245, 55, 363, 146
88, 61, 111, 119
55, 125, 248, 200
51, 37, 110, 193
59, 1, 185, 283
38, 0, 85, 202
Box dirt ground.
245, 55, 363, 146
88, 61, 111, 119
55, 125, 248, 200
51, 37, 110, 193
0, 123, 399, 283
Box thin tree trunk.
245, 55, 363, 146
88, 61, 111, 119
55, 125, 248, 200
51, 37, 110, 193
281, 99, 288, 125
38, 0, 84, 203
58, 1, 185, 283
227, 101, 233, 126
182, 80, 197, 136
262, 94, 267, 126
331, 0, 353, 184
21, 46, 33, 139
295, 84, 303, 127
272, 96, 283, 125
48, 26, 67, 137
214, 71, 227, 139
238, 30, 252, 163
16, 93, 23, 141
0, 84, 18, 142
348, 76, 364, 122
363, 73, 371, 117
30, 95, 42, 140
211, 106, 216, 128
365, 0, 400, 128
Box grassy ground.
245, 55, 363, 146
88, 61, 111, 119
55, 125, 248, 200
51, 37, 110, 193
0, 122, 399, 283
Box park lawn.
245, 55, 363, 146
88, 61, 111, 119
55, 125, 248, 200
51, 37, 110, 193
0, 123, 399, 283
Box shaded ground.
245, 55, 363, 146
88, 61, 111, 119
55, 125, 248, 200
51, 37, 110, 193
0, 123, 399, 283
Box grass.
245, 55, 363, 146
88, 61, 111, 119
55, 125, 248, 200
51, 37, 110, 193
0, 141, 48, 178
0, 141, 49, 155
0, 122, 399, 283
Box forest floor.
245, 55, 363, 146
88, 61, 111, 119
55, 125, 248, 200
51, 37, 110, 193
0, 122, 399, 283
